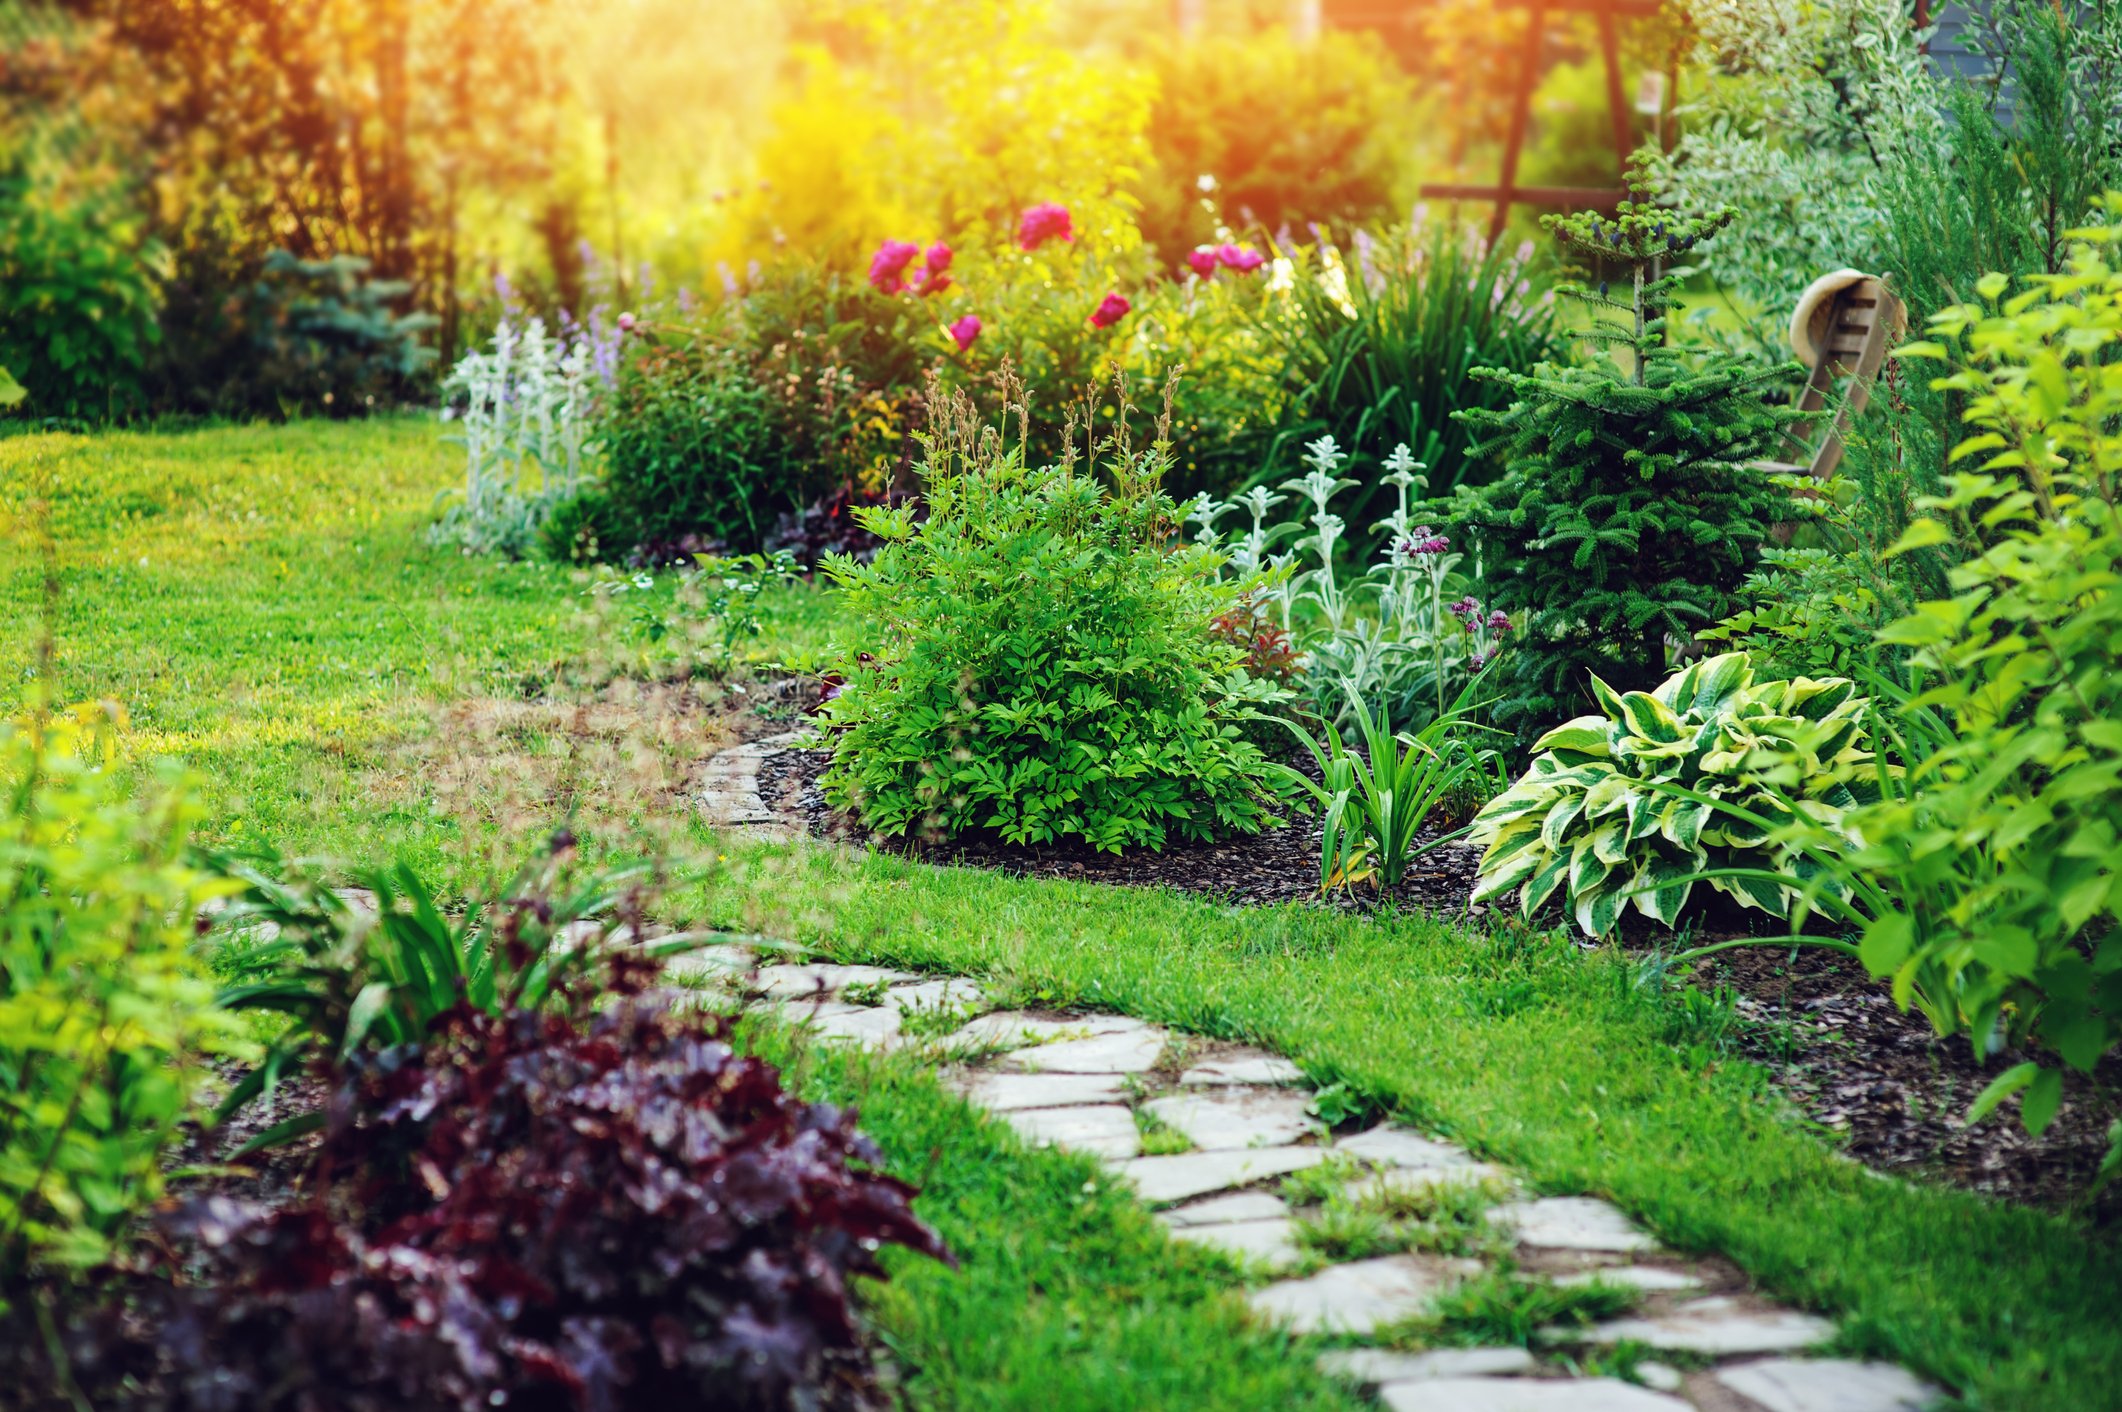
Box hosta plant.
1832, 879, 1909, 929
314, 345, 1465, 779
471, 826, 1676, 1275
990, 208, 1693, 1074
1468, 653, 1882, 938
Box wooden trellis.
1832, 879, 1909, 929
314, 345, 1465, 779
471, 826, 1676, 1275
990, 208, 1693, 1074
1418, 0, 1666, 242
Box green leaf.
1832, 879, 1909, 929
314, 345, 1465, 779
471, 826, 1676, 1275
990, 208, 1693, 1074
1883, 518, 1952, 559
1966, 1062, 2037, 1125
2022, 1068, 2064, 1136
0, 365, 24, 407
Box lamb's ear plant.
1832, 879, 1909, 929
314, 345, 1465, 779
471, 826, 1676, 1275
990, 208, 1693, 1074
1275, 678, 1487, 892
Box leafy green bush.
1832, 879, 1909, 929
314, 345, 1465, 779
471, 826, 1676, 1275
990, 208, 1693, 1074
819, 383, 1291, 852
1826, 227, 2122, 1174
1469, 652, 1883, 938
0, 705, 243, 1294
1699, 547, 1894, 682
1255, 220, 1560, 541
0, 168, 162, 422
1134, 30, 1417, 266
1446, 191, 1797, 745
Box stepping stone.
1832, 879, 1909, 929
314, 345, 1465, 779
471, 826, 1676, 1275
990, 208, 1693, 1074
1159, 1191, 1288, 1228
959, 1071, 1127, 1112
1142, 1089, 1318, 1151
951, 1010, 1146, 1047
1003, 1025, 1167, 1075
1636, 1364, 1684, 1394
1343, 1164, 1510, 1206
888, 977, 988, 1014
1317, 1347, 1536, 1388
1379, 1377, 1692, 1412
1247, 1254, 1481, 1336
1002, 1105, 1140, 1160
799, 1003, 905, 1048
1180, 1052, 1306, 1086
1554, 1266, 1703, 1293
660, 943, 756, 981
1714, 1358, 1944, 1412
1336, 1124, 1481, 1170
1167, 1216, 1302, 1270
1556, 1297, 1836, 1356
1493, 1197, 1656, 1253
1114, 1146, 1327, 1205
754, 963, 918, 1000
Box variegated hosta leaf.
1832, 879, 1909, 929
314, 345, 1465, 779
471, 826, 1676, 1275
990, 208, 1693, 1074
1468, 650, 1877, 939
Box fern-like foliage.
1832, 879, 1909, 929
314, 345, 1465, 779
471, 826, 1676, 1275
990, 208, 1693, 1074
1444, 184, 1803, 746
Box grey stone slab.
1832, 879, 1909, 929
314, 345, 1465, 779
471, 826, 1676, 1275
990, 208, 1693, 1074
1557, 1297, 1836, 1356
799, 1003, 905, 1048
660, 943, 756, 981
1143, 1089, 1319, 1151
1636, 1364, 1684, 1394
1167, 1216, 1302, 1270
1715, 1358, 1944, 1412
1336, 1124, 1481, 1170
1180, 1053, 1307, 1087
1317, 1347, 1536, 1388
1159, 1191, 1289, 1228
1379, 1377, 1693, 1412
1001, 1105, 1141, 1160
1114, 1146, 1327, 1205
951, 1010, 1146, 1048
1494, 1197, 1656, 1253
1002, 1025, 1167, 1074
1553, 1266, 1703, 1294
753, 963, 919, 1000
1343, 1164, 1510, 1207
959, 1071, 1127, 1112
1247, 1254, 1481, 1336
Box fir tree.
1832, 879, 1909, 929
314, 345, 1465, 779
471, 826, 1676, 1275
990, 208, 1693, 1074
1448, 187, 1801, 746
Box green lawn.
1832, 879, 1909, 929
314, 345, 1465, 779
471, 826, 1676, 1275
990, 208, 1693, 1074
6, 418, 2119, 1411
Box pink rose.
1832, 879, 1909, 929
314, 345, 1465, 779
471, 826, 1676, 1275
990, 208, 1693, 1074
923, 241, 953, 275
1089, 292, 1131, 330
947, 314, 982, 353
1017, 202, 1074, 251
1186, 246, 1219, 278
868, 239, 920, 294
1217, 243, 1266, 274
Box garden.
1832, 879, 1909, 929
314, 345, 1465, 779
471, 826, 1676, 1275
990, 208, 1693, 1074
2, 0, 2120, 1408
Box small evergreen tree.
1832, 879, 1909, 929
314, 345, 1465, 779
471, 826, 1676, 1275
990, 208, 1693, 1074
1447, 189, 1800, 746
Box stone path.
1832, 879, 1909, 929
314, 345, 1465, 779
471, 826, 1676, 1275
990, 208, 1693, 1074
692, 739, 1946, 1411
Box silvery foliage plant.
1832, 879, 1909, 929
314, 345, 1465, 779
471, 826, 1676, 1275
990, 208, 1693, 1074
431, 317, 610, 556
1192, 436, 1511, 728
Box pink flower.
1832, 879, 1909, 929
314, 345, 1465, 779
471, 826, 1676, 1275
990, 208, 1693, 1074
923, 241, 953, 275
947, 314, 982, 353
1089, 293, 1131, 330
1487, 610, 1512, 634
616, 312, 637, 333
868, 239, 921, 295
1217, 243, 1267, 274
1017, 202, 1074, 251
909, 240, 954, 296
1186, 246, 1219, 278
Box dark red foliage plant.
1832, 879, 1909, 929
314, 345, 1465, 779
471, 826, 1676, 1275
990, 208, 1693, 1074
8, 958, 949, 1412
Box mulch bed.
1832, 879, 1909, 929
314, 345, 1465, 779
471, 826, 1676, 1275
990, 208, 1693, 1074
752, 715, 2119, 1219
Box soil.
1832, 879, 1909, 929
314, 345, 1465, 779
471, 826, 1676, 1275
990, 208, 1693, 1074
751, 717, 2120, 1220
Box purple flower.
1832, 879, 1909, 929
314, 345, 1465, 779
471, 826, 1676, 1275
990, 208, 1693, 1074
1486, 610, 1511, 634
1018, 201, 1074, 251
1217, 243, 1267, 274
1408, 525, 1449, 555
1186, 246, 1219, 278
1450, 595, 1481, 622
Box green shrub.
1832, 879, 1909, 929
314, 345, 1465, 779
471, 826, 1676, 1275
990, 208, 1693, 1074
598, 332, 784, 554
1699, 547, 1895, 682
819, 383, 1291, 852
1134, 30, 1417, 266
1446, 189, 1797, 745
1468, 652, 1883, 939
0, 167, 162, 422
0, 705, 243, 1294
1829, 225, 2122, 1175
1254, 220, 1560, 542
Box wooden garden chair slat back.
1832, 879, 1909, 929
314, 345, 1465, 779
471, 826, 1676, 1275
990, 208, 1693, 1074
1755, 272, 1907, 484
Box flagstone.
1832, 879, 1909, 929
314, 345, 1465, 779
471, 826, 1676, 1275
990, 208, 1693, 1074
1554, 1265, 1704, 1293
1378, 1376, 1693, 1412
1158, 1190, 1289, 1227
1001, 1105, 1141, 1160
1493, 1196, 1656, 1252
753, 963, 919, 1000
1002, 1024, 1167, 1074
959, 1071, 1128, 1112
1335, 1123, 1481, 1170
1714, 1358, 1944, 1411
1166, 1216, 1302, 1269
1554, 1297, 1836, 1356
1114, 1146, 1327, 1205
1142, 1088, 1318, 1151
1316, 1346, 1536, 1388
1247, 1254, 1482, 1336
1180, 1053, 1307, 1087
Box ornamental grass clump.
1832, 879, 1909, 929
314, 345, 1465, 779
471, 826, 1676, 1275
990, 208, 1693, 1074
1468, 651, 1883, 938
819, 375, 1292, 852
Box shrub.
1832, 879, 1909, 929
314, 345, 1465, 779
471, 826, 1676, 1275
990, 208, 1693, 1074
433, 316, 605, 557
0, 704, 243, 1295
1133, 30, 1418, 266
1253, 220, 1560, 538
1825, 225, 2122, 1175
241, 251, 439, 414
1445, 189, 1798, 745
819, 381, 1292, 851
1468, 652, 1883, 939
4, 960, 949, 1410
0, 167, 162, 422
1698, 547, 1894, 682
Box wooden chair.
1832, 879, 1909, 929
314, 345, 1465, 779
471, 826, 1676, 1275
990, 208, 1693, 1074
1757, 269, 1909, 484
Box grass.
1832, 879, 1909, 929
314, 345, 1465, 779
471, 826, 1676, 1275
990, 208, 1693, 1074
10, 419, 2122, 1411
745, 1026, 1361, 1411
